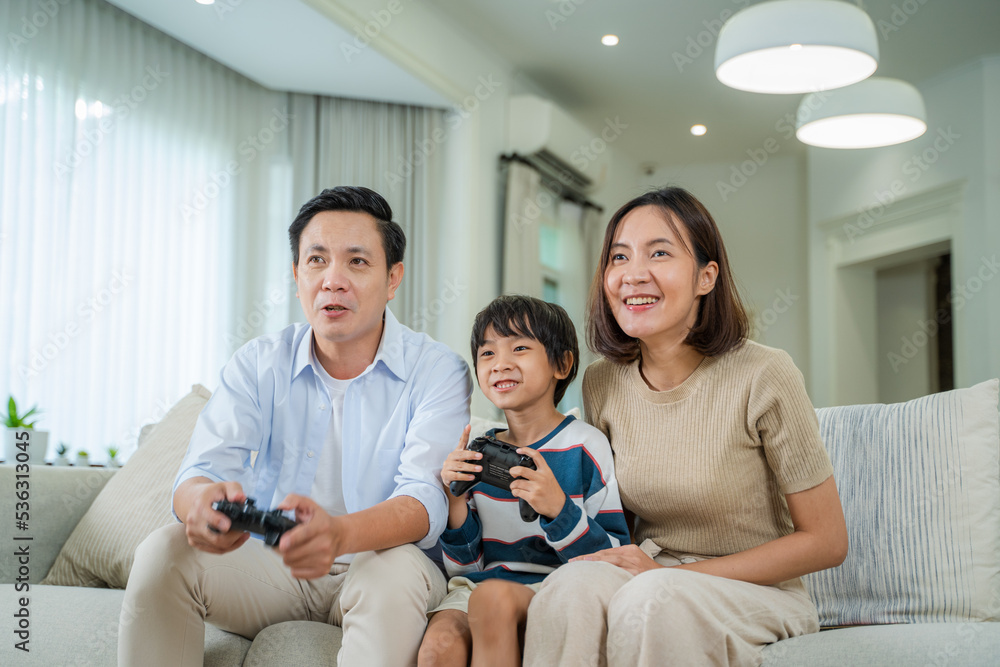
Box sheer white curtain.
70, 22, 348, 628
285, 94, 448, 333
501, 160, 543, 297
0, 0, 286, 461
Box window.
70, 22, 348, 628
0, 0, 285, 462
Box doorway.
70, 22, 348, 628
876, 254, 954, 403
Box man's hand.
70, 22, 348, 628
276, 494, 348, 579
176, 479, 251, 554
509, 447, 567, 520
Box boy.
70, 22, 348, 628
418, 295, 630, 667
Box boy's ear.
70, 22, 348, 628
554, 351, 573, 380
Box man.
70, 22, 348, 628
119, 186, 472, 666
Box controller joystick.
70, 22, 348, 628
449, 435, 540, 523
212, 498, 298, 547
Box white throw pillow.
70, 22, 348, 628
805, 379, 1000, 625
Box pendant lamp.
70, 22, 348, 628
796, 77, 927, 149
715, 0, 879, 94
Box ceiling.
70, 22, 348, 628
423, 0, 1000, 166
109, 0, 1000, 168
106, 0, 449, 108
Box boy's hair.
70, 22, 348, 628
470, 295, 579, 406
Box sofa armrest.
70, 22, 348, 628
0, 465, 116, 583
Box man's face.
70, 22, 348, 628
293, 210, 403, 351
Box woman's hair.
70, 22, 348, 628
471, 295, 579, 406
586, 186, 749, 364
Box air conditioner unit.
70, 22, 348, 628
507, 95, 610, 193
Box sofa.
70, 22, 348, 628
2, 379, 999, 666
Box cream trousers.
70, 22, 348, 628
524, 559, 819, 667
118, 523, 446, 667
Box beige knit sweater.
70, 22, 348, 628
583, 340, 833, 558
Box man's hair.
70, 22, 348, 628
470, 295, 579, 406
587, 186, 749, 364
288, 186, 406, 270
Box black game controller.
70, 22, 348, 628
449, 435, 539, 522
211, 498, 298, 547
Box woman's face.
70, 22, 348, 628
603, 205, 717, 347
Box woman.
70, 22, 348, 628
524, 187, 848, 666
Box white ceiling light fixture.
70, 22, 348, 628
796, 77, 927, 149
690, 124, 707, 136
715, 0, 879, 94
601, 34, 619, 46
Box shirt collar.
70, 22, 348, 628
291, 308, 407, 382
373, 308, 406, 380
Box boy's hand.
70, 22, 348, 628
441, 425, 481, 498
510, 448, 566, 520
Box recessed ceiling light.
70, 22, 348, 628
195, 0, 215, 5
690, 124, 707, 136
601, 35, 619, 46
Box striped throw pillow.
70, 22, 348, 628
804, 380, 1000, 625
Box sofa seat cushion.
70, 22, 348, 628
0, 584, 251, 666
243, 620, 343, 666
761, 623, 1000, 666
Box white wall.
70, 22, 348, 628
642, 154, 811, 378
807, 56, 1000, 406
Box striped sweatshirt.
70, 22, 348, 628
440, 415, 630, 585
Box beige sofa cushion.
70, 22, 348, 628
41, 385, 210, 588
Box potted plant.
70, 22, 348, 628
54, 442, 71, 467
75, 449, 90, 467
107, 445, 121, 468
4, 396, 48, 465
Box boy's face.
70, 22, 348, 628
475, 325, 570, 413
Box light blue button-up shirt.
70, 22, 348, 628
173, 308, 472, 551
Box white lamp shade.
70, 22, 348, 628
715, 0, 879, 94
796, 77, 927, 149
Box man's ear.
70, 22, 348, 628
554, 351, 573, 380
697, 261, 719, 296
386, 262, 404, 301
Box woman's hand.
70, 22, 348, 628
570, 544, 663, 576
510, 447, 567, 520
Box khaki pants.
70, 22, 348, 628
119, 523, 446, 667
523, 559, 819, 667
